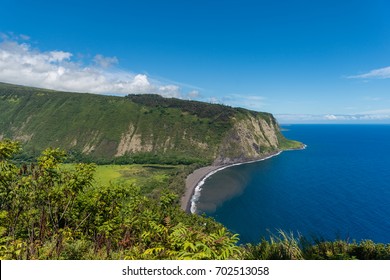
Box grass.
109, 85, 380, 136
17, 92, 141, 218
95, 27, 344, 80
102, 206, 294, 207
93, 165, 135, 185
243, 230, 390, 260
63, 163, 185, 197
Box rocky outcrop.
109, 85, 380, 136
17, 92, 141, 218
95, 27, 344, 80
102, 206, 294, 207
214, 114, 282, 165
115, 124, 154, 156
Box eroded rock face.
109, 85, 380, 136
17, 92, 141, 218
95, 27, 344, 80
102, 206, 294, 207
110, 112, 284, 165
113, 112, 283, 165
115, 124, 153, 156
115, 123, 211, 157
214, 115, 281, 165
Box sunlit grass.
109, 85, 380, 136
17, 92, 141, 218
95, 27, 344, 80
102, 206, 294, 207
63, 163, 181, 195
93, 165, 138, 186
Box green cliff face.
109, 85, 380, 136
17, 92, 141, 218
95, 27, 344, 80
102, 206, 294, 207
0, 82, 301, 164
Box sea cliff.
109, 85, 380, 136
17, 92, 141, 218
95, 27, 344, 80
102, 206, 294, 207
0, 82, 301, 165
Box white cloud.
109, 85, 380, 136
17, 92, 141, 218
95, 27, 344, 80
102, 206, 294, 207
186, 90, 200, 99
348, 66, 390, 79
0, 38, 186, 97
93, 54, 118, 68
0, 32, 30, 42
48, 51, 72, 62
208, 97, 220, 104
222, 94, 266, 110
19, 34, 30, 41
156, 84, 181, 98
324, 114, 338, 120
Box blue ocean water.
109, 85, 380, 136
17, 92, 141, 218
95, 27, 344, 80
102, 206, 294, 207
196, 125, 390, 244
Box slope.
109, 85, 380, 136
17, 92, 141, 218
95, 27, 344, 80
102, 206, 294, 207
0, 82, 302, 165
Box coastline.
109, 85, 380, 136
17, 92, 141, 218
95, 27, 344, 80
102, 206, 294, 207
180, 165, 223, 213
180, 150, 285, 213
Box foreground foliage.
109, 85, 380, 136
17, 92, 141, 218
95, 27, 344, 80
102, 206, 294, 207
1, 139, 389, 260
0, 140, 240, 260
244, 230, 390, 260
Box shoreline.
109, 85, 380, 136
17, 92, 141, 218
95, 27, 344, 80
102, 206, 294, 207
180, 150, 285, 213
180, 165, 223, 213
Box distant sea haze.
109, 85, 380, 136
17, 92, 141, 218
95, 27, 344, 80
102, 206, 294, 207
196, 125, 390, 244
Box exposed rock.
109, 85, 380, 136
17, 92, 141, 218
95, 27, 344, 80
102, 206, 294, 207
82, 144, 95, 154
214, 114, 281, 165
82, 131, 100, 154
13, 134, 34, 142
71, 139, 77, 147
115, 124, 153, 156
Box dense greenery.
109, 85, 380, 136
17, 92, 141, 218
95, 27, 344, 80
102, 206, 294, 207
126, 94, 237, 122
1, 139, 389, 260
0, 140, 241, 259
0, 82, 300, 166
0, 83, 230, 163
244, 231, 390, 260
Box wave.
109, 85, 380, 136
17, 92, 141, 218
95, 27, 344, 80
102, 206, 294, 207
190, 151, 283, 214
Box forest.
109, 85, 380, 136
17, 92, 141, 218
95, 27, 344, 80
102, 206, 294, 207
1, 139, 390, 260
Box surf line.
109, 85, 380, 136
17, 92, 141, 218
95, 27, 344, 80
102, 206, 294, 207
190, 151, 283, 214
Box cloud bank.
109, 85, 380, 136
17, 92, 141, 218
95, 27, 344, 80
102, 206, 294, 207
0, 37, 185, 97
276, 113, 390, 123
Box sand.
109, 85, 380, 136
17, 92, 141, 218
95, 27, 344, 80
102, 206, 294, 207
180, 165, 222, 213
180, 151, 288, 213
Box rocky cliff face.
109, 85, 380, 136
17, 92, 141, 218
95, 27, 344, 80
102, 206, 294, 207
214, 113, 283, 165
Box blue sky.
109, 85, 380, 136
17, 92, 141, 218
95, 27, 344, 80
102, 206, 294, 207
1, 0, 390, 123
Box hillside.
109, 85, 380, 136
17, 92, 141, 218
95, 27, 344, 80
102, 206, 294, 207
0, 82, 302, 164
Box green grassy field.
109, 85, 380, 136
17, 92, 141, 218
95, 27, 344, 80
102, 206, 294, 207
64, 163, 186, 197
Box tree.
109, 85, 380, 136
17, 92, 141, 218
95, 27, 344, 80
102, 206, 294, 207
0, 139, 242, 260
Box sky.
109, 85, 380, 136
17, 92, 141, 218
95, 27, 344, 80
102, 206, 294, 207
1, 0, 390, 123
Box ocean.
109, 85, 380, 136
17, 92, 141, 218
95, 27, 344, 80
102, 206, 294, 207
194, 125, 390, 244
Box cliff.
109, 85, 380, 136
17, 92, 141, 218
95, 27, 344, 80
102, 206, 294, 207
0, 82, 302, 164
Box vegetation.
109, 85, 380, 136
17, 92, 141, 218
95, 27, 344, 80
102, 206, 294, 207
126, 94, 237, 121
66, 163, 198, 199
0, 83, 230, 163
244, 231, 390, 260
278, 138, 304, 150
0, 140, 241, 260
1, 139, 389, 260
0, 82, 300, 165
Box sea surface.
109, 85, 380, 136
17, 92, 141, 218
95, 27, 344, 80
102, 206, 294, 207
195, 125, 390, 244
